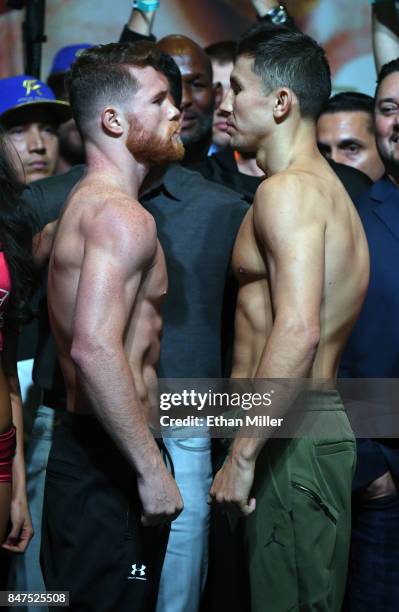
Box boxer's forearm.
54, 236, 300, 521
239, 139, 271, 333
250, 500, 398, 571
231, 323, 319, 463
71, 342, 165, 478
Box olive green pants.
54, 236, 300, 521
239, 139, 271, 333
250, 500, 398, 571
243, 391, 356, 612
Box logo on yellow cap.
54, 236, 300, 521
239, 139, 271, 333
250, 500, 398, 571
23, 79, 42, 97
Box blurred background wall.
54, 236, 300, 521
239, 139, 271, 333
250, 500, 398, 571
0, 0, 378, 95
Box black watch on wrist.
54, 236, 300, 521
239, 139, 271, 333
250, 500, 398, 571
264, 5, 288, 24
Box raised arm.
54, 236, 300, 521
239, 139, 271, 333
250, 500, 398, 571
120, 0, 159, 42
69, 204, 182, 525
372, 0, 399, 72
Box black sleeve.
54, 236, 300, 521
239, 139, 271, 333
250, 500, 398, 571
22, 184, 49, 234
329, 161, 373, 201
22, 165, 85, 233
119, 25, 156, 43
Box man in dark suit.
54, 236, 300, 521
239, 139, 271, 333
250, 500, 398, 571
340, 57, 399, 612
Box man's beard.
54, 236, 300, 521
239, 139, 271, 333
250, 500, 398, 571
381, 153, 399, 178
377, 130, 399, 179
378, 148, 399, 178
127, 119, 185, 165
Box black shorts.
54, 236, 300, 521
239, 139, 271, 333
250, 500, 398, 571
41, 412, 169, 612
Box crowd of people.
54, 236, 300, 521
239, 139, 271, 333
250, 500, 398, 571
0, 0, 398, 611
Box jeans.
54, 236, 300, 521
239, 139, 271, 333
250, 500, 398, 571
156, 434, 212, 612
8, 406, 55, 612
17, 359, 41, 434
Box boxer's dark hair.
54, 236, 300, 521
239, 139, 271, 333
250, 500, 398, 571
237, 28, 331, 120
66, 41, 180, 135
158, 52, 182, 109
205, 40, 237, 65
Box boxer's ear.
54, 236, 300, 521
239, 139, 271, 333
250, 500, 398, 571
273, 88, 294, 122
101, 106, 124, 137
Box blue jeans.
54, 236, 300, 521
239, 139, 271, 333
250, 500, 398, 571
16, 359, 41, 432
156, 434, 212, 612
8, 406, 55, 612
